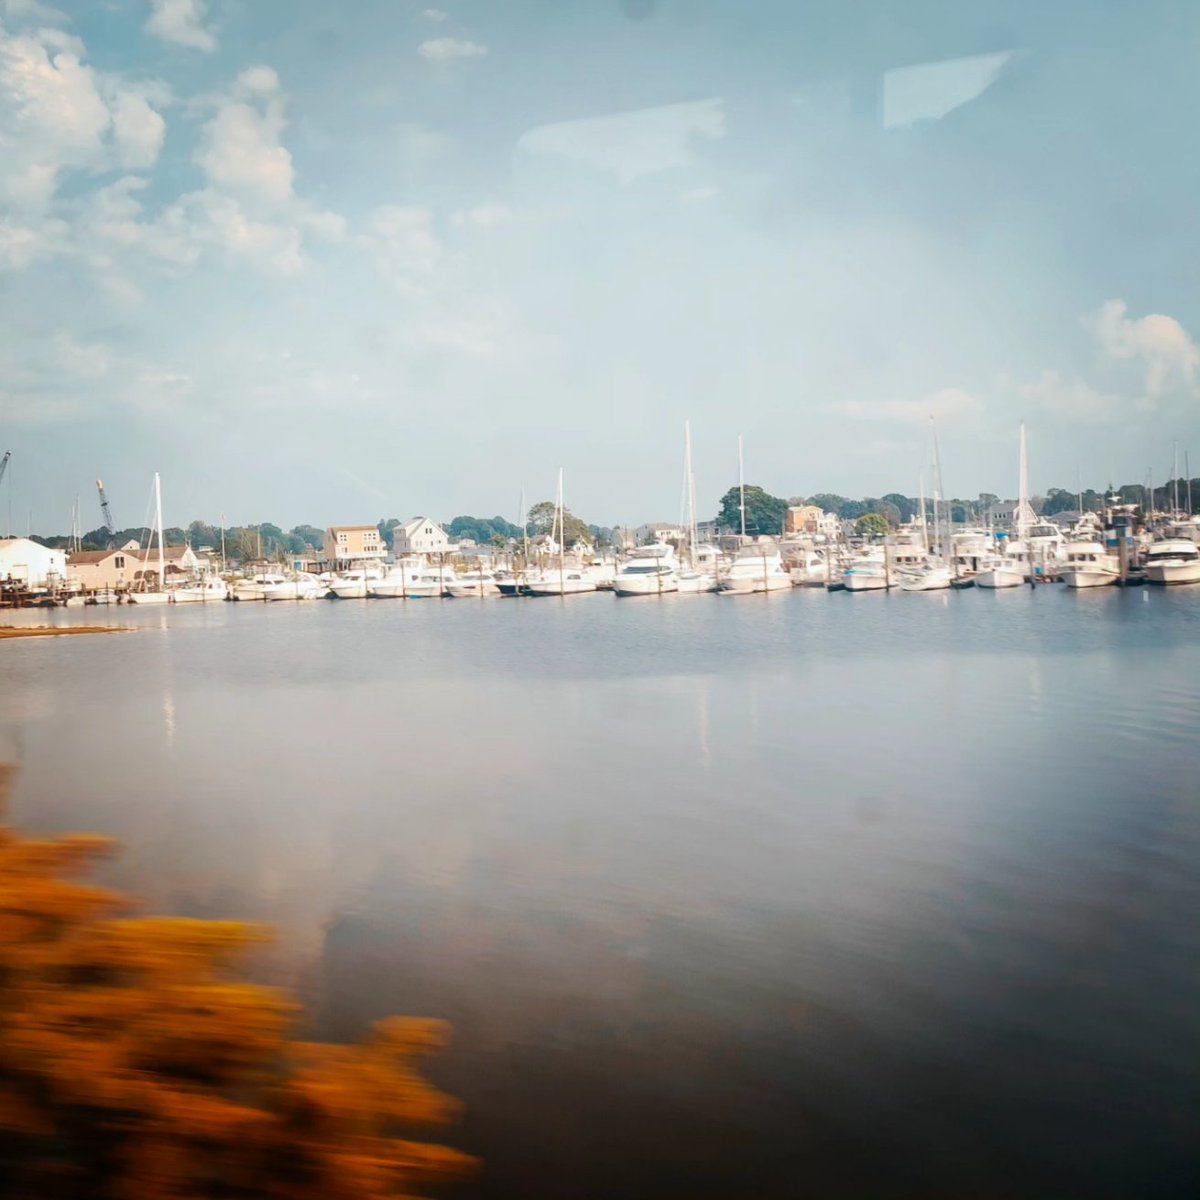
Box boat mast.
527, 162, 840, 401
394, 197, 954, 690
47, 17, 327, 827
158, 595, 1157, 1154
154, 472, 165, 593
918, 471, 928, 553
737, 432, 746, 539
1017, 423, 1030, 544
1187, 451, 1193, 517
931, 418, 947, 561
1172, 442, 1180, 516
685, 420, 698, 566
557, 467, 565, 588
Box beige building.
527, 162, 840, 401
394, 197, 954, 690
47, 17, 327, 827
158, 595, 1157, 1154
68, 541, 199, 591
786, 505, 839, 536
324, 525, 387, 564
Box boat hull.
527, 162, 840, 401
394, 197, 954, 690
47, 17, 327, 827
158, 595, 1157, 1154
1144, 562, 1200, 585
445, 582, 501, 598
1061, 569, 1117, 589
526, 579, 597, 596
842, 573, 887, 592
612, 576, 679, 596
676, 572, 716, 594
718, 575, 791, 594
976, 568, 1026, 589
128, 591, 170, 605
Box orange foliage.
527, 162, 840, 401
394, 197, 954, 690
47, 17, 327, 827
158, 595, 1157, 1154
0, 767, 476, 1199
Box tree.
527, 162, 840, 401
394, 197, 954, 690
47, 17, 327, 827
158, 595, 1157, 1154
526, 501, 590, 547
871, 499, 902, 527
804, 493, 848, 516
855, 512, 890, 539
0, 765, 475, 1199
881, 493, 916, 523
716, 486, 788, 536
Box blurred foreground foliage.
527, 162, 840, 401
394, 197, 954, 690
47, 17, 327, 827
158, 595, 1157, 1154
0, 766, 475, 1199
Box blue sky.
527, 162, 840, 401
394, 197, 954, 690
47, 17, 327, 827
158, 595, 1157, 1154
2, 0, 1199, 532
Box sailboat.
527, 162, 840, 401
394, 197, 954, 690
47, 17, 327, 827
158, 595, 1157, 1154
128, 473, 171, 604
525, 469, 597, 596
677, 420, 717, 593
896, 424, 952, 591
977, 425, 1031, 589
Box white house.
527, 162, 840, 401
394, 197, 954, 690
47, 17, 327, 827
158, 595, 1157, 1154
985, 499, 1039, 530
393, 517, 451, 556
635, 523, 684, 546
0, 538, 67, 587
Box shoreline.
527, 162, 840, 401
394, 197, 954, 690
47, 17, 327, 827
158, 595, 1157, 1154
0, 626, 129, 640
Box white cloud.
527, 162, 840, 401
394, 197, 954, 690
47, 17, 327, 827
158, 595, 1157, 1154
0, 24, 169, 220
418, 37, 487, 61
55, 332, 111, 378
837, 386, 983, 425
415, 317, 499, 357
144, 0, 217, 53
1, 0, 67, 24
1019, 370, 1120, 422
452, 203, 512, 229
517, 98, 726, 184
422, 8, 449, 21
883, 51, 1015, 129
1087, 298, 1200, 402
397, 121, 456, 160
194, 67, 294, 204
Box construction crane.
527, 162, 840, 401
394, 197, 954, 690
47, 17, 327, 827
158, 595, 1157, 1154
95, 478, 117, 545
0, 451, 10, 488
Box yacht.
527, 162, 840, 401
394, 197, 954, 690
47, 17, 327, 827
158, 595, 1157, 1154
842, 547, 888, 591
786, 548, 827, 587
1059, 542, 1119, 589
718, 544, 792, 594
172, 577, 230, 603
329, 566, 385, 599
445, 569, 502, 598
677, 568, 717, 594
612, 544, 679, 596
1144, 539, 1200, 585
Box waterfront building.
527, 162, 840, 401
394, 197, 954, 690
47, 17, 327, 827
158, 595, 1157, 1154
323, 525, 387, 565
67, 541, 198, 592
391, 517, 451, 557
0, 537, 67, 587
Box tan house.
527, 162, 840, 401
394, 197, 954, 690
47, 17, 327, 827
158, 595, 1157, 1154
68, 541, 199, 591
392, 517, 450, 556
323, 525, 387, 564
786, 505, 840, 536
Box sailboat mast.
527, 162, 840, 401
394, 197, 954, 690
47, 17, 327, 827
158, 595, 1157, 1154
1187, 452, 1193, 517
685, 420, 698, 565
1017, 423, 1029, 543
154, 472, 165, 593
931, 419, 946, 560
557, 467, 565, 584
737, 432, 746, 539
918, 472, 928, 553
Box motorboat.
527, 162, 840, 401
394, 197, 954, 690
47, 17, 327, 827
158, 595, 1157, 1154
677, 569, 716, 594
370, 563, 455, 598
1144, 539, 1200, 585
329, 567, 385, 599
1059, 542, 1119, 589
262, 573, 326, 601
171, 577, 230, 603
894, 561, 952, 591
786, 548, 827, 586
525, 567, 598, 596
718, 544, 792, 594
612, 544, 679, 596
233, 572, 286, 601
975, 550, 1028, 589
445, 569, 502, 598
841, 547, 888, 591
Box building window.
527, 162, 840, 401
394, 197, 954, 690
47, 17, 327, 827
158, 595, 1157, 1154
115, 555, 125, 568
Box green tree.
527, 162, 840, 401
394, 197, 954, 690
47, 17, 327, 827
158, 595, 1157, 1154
871, 500, 902, 527
855, 512, 890, 539
881, 493, 916, 523
805, 493, 848, 515
526, 501, 590, 546
717, 486, 788, 536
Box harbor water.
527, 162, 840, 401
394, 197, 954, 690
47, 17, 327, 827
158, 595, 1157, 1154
3, 589, 1198, 1198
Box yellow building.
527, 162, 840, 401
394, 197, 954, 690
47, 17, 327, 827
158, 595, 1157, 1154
323, 525, 386, 565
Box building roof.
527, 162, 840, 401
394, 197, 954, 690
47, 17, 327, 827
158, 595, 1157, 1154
328, 525, 378, 533
69, 545, 193, 565
400, 516, 444, 535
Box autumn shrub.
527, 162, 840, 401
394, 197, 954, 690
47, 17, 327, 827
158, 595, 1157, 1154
0, 764, 476, 1199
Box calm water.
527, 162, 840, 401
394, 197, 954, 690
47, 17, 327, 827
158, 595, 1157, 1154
3, 588, 1199, 1198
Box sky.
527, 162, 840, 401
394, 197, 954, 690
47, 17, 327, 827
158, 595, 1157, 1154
2, 0, 1199, 533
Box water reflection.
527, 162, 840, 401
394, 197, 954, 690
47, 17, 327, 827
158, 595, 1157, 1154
4, 590, 1199, 1198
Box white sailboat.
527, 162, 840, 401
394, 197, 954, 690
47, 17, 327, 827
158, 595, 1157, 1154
977, 425, 1031, 589
128, 473, 171, 604
677, 419, 717, 593
526, 469, 597, 596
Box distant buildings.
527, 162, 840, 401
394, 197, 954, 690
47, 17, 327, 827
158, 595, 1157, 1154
786, 505, 839, 537
67, 541, 199, 591
323, 525, 386, 564
635, 522, 683, 546
985, 500, 1038, 530
0, 537, 67, 587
